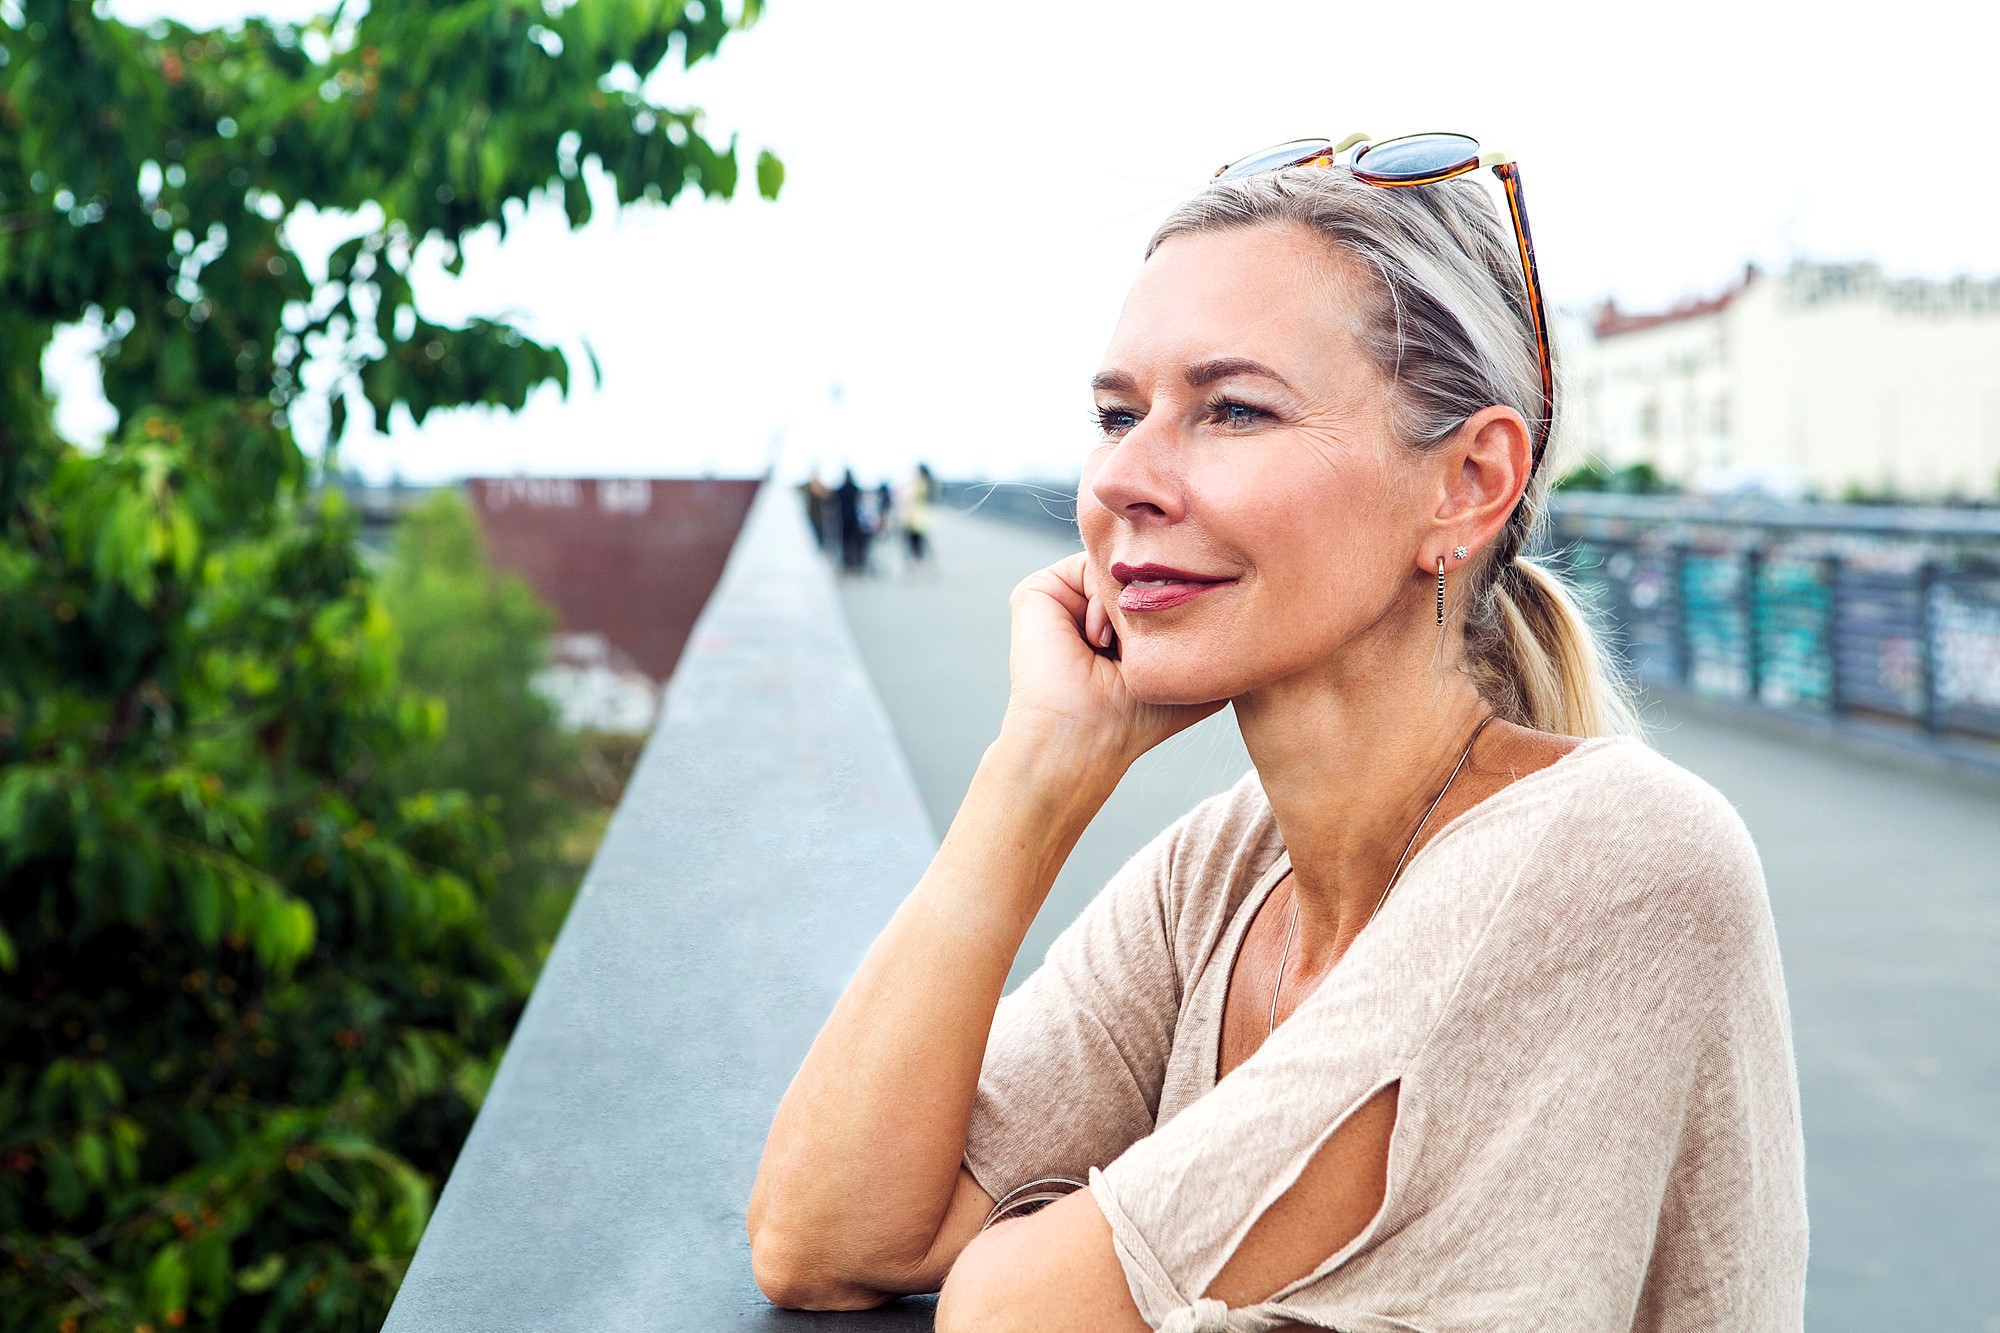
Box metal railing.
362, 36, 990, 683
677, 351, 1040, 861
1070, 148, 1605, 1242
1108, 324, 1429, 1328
1547, 495, 2000, 743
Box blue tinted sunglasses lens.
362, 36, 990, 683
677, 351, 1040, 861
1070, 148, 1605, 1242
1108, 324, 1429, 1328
1215, 139, 1333, 180
1353, 133, 1481, 180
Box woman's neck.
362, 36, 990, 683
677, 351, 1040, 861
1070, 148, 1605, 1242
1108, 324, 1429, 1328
1235, 641, 1491, 975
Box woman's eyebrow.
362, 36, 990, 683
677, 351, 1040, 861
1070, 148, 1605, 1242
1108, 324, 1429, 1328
1091, 360, 1295, 394
1185, 357, 1294, 391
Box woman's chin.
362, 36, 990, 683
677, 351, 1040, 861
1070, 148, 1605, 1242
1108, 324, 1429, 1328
1117, 649, 1244, 709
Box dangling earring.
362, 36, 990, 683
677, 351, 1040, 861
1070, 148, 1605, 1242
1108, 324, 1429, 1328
1436, 556, 1446, 627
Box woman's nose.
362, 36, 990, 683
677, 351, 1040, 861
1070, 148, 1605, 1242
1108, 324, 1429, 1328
1087, 423, 1187, 527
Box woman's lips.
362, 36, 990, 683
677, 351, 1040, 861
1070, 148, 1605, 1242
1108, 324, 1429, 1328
1111, 563, 1235, 613
1118, 580, 1228, 612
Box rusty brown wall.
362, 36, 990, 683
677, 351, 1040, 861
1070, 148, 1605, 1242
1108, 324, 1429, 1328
466, 477, 762, 684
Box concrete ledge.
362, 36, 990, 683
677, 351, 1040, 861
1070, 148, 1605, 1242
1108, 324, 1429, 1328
384, 482, 941, 1329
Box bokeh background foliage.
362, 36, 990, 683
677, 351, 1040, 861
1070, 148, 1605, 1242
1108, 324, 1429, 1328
0, 2, 777, 1329
375, 488, 644, 962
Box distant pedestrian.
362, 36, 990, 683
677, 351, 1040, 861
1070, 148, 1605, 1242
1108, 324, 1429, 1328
903, 462, 936, 569
873, 482, 896, 554
834, 470, 866, 574
803, 470, 832, 551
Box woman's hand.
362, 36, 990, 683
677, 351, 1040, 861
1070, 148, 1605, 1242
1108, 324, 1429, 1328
1002, 552, 1223, 771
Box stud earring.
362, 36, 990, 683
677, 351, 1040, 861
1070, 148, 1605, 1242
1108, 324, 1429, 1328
1454, 545, 1468, 560
1436, 556, 1446, 626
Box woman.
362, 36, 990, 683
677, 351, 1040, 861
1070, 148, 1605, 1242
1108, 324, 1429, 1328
749, 138, 1807, 1331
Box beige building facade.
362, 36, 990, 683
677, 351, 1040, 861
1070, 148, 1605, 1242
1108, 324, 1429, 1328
1569, 262, 2000, 500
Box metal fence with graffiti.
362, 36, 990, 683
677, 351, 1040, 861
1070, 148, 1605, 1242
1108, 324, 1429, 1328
1546, 495, 2000, 742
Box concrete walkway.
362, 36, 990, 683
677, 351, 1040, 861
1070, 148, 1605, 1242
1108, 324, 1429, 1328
838, 505, 2000, 1332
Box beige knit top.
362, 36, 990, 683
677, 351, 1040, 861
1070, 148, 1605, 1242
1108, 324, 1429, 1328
963, 736, 1807, 1332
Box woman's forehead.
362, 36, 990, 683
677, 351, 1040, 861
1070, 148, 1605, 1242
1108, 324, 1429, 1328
1103, 226, 1370, 386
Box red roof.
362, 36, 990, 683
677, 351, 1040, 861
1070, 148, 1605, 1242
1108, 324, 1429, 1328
1592, 265, 1758, 338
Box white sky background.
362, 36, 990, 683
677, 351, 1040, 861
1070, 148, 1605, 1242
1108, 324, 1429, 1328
63, 0, 2000, 485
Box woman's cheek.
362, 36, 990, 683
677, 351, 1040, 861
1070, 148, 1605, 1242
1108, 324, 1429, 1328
1076, 492, 1117, 562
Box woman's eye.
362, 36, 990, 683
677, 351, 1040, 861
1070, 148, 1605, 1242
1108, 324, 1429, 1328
1094, 405, 1139, 436
1211, 398, 1267, 427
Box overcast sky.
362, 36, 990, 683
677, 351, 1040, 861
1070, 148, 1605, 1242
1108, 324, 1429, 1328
71, 0, 2000, 484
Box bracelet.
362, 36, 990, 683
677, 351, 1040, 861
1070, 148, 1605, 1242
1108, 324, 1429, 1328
980, 1175, 1087, 1230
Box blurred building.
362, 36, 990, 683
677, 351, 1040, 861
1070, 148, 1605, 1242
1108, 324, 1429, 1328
1572, 262, 2000, 500
468, 477, 761, 733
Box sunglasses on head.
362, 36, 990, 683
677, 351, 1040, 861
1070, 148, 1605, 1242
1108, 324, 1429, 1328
1214, 132, 1553, 466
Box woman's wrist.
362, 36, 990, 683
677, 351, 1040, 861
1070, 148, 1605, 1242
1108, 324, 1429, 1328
948, 718, 1121, 881
989, 708, 1131, 802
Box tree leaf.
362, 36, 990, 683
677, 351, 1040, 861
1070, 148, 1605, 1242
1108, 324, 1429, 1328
188, 866, 224, 947
74, 1130, 109, 1188
236, 1251, 286, 1293
145, 1242, 191, 1320
756, 148, 784, 200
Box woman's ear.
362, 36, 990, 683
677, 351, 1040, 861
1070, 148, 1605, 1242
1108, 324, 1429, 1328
1422, 405, 1532, 567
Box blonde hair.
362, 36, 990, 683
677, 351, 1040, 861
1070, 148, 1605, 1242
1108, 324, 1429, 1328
1148, 166, 1640, 738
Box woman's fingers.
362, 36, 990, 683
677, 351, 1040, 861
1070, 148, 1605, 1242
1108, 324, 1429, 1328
1015, 554, 1087, 618
1057, 555, 1117, 653
1045, 552, 1090, 619
1083, 593, 1111, 652
1050, 550, 1088, 587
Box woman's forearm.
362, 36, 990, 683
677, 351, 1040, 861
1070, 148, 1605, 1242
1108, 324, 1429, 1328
748, 719, 1124, 1305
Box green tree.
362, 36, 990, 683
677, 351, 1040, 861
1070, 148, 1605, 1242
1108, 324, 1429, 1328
0, 3, 778, 1329
375, 490, 581, 958
1554, 458, 1670, 495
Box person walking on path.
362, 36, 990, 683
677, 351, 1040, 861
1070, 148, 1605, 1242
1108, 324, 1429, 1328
752, 134, 1806, 1331
871, 480, 896, 575
802, 469, 833, 552
834, 469, 866, 575
902, 462, 937, 571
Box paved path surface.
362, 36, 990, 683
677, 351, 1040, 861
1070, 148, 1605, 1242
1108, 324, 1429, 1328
837, 505, 2000, 1332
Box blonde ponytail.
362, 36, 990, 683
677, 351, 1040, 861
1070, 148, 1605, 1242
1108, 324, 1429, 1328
1469, 556, 1641, 739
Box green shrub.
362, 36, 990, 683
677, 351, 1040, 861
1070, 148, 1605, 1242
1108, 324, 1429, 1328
1554, 459, 1671, 495
0, 419, 524, 1332
376, 492, 582, 959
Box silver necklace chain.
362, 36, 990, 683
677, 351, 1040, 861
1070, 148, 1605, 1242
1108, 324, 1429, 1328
1267, 712, 1496, 1037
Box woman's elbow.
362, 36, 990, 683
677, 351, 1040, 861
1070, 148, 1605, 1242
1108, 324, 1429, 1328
747, 1220, 890, 1312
